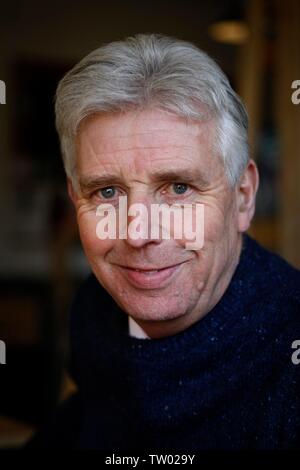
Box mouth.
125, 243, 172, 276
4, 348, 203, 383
116, 262, 186, 289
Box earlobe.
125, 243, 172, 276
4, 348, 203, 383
237, 159, 259, 233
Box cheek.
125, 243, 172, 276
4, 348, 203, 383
203, 198, 237, 243
205, 211, 225, 241
168, 204, 223, 252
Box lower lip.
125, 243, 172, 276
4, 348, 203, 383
118, 263, 184, 289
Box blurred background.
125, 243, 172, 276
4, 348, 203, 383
0, 0, 299, 449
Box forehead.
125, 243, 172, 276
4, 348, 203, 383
76, 108, 220, 178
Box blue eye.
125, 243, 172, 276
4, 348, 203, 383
100, 187, 116, 199
172, 183, 188, 195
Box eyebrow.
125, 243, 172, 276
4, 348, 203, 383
79, 174, 124, 192
149, 169, 209, 185
79, 169, 210, 193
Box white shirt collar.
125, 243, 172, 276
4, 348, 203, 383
128, 316, 150, 339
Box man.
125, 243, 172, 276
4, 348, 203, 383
29, 34, 300, 450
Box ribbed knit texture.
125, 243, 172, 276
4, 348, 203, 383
67, 234, 300, 449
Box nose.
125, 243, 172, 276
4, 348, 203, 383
121, 190, 162, 249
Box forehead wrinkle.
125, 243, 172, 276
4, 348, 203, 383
77, 113, 217, 181
79, 129, 199, 151
80, 125, 204, 148
79, 159, 212, 189
92, 147, 200, 160
80, 134, 201, 153
78, 141, 212, 182
94, 128, 199, 138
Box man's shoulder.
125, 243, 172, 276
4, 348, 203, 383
245, 234, 300, 302
241, 236, 300, 347
228, 235, 300, 342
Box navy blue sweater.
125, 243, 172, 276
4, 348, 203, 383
28, 234, 300, 450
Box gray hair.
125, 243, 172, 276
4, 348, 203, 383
55, 33, 249, 189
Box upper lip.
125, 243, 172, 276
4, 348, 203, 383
117, 262, 185, 271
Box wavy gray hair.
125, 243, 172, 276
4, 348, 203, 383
55, 34, 249, 189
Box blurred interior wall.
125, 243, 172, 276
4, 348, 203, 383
275, 0, 300, 268
236, 0, 264, 157
237, 0, 300, 268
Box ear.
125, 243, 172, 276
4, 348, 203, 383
236, 159, 259, 233
67, 178, 78, 207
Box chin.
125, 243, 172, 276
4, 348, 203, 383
120, 296, 187, 323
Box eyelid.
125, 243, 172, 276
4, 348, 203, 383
163, 182, 192, 194
90, 182, 192, 201
92, 185, 121, 200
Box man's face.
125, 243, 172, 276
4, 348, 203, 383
71, 108, 252, 337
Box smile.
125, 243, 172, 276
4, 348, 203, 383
117, 262, 185, 289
